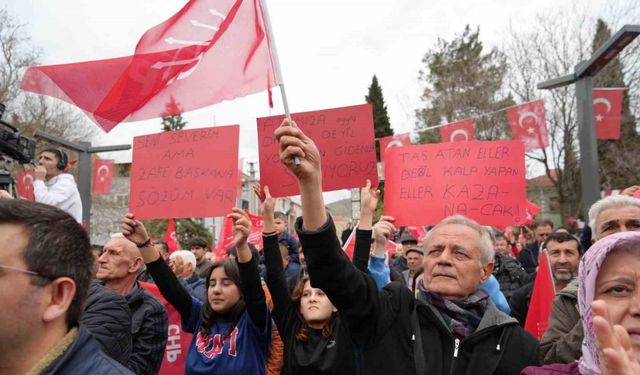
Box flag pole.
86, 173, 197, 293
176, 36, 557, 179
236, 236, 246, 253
259, 0, 300, 164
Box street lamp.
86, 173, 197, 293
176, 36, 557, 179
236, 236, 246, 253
537, 24, 639, 215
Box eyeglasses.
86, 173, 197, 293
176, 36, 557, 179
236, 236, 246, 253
0, 264, 47, 279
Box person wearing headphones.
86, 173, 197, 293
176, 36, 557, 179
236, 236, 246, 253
34, 148, 83, 224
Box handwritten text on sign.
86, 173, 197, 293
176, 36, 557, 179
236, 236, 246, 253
384, 141, 526, 226
130, 126, 239, 219
257, 104, 378, 197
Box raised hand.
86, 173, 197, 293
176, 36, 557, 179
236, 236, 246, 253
593, 300, 640, 375
227, 208, 252, 263
121, 213, 151, 246
361, 179, 381, 216
254, 184, 276, 234
275, 118, 322, 184
34, 165, 47, 181
373, 216, 396, 256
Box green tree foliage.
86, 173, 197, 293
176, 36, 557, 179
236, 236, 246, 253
365, 75, 393, 161
592, 19, 640, 191
415, 25, 514, 144
161, 96, 187, 132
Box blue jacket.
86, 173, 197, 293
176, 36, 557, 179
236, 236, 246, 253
42, 325, 134, 375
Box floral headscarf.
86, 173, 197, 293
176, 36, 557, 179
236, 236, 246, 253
578, 231, 640, 375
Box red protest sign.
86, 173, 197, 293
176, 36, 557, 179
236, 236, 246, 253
383, 141, 526, 226
257, 104, 378, 197
130, 126, 239, 219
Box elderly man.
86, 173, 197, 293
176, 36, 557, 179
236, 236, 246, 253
168, 250, 206, 300
97, 236, 168, 375
275, 119, 539, 374
508, 232, 582, 326
0, 199, 132, 374
540, 193, 640, 364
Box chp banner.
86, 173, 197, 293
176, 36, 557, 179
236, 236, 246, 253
130, 125, 239, 219
21, 0, 276, 133
257, 104, 378, 197
506, 100, 549, 152
383, 141, 526, 226
593, 88, 624, 140
438, 118, 475, 143
92, 159, 114, 195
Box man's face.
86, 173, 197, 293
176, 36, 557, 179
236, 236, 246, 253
191, 246, 206, 263
96, 238, 138, 282
169, 256, 187, 278
423, 224, 493, 300
535, 225, 553, 244
0, 224, 45, 354
274, 218, 287, 235
546, 240, 580, 283
38, 151, 61, 178
595, 206, 640, 240
406, 251, 423, 273
494, 238, 510, 256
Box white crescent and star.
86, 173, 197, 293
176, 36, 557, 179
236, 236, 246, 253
593, 97, 612, 113
449, 129, 470, 142
23, 173, 34, 191
386, 139, 404, 149
518, 111, 539, 129
97, 165, 110, 183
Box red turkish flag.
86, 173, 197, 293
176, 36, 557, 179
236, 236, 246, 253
16, 169, 36, 200
92, 159, 114, 195
524, 200, 542, 226
342, 227, 398, 260
21, 0, 276, 133
214, 212, 263, 258
164, 219, 179, 253
404, 226, 427, 243
506, 100, 549, 152
524, 250, 556, 340
439, 118, 475, 143
593, 88, 624, 140
378, 133, 411, 163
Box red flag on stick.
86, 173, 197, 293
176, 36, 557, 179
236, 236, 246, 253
342, 228, 357, 260
215, 213, 264, 258
16, 169, 35, 200
524, 250, 555, 340
593, 88, 624, 140
21, 0, 276, 133
92, 159, 114, 195
439, 118, 475, 143
164, 219, 179, 253
506, 100, 549, 152
524, 200, 542, 226
379, 133, 411, 163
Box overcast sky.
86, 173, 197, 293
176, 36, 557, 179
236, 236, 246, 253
1, 0, 629, 202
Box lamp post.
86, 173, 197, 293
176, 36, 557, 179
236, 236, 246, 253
537, 24, 639, 215
34, 130, 130, 232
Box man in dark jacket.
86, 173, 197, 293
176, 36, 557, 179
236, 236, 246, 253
275, 120, 539, 375
83, 280, 133, 366
517, 219, 553, 273
0, 199, 132, 374
492, 252, 531, 302
97, 236, 168, 375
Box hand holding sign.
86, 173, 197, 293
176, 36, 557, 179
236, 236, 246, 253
275, 119, 322, 185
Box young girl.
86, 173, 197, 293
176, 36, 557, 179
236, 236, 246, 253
121, 210, 271, 375
255, 185, 358, 375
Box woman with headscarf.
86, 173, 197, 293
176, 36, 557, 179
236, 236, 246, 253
522, 231, 640, 374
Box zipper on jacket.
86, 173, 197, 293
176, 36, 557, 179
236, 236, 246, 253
453, 338, 460, 358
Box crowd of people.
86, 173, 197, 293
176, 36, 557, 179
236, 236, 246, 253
0, 119, 639, 374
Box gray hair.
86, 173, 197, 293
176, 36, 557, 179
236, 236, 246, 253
170, 250, 197, 271
588, 195, 640, 235
423, 215, 495, 264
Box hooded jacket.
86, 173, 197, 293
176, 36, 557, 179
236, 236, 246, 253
298, 215, 539, 375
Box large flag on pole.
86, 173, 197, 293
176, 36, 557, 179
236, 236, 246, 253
164, 219, 179, 253
524, 250, 556, 340
593, 88, 624, 140
506, 100, 549, 152
92, 159, 114, 195
21, 0, 277, 132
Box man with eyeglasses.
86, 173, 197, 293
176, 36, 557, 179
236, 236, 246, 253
0, 199, 132, 374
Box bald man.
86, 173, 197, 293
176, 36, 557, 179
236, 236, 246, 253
97, 237, 168, 375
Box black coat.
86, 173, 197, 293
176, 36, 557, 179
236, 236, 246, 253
298, 216, 540, 375
508, 281, 534, 327
42, 325, 134, 374
82, 281, 132, 366
124, 282, 168, 375
492, 253, 532, 301
517, 243, 540, 274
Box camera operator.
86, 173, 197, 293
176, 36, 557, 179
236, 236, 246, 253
33, 148, 82, 224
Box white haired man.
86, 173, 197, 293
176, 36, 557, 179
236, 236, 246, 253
168, 250, 206, 301
275, 119, 539, 375
540, 193, 640, 364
